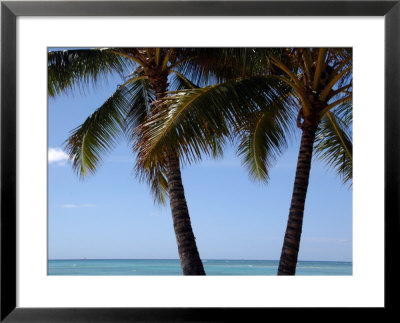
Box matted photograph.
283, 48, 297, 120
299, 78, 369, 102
47, 47, 352, 276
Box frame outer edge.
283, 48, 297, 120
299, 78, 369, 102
0, 0, 397, 321
385, 1, 400, 311
1, 2, 17, 322
1, 1, 398, 16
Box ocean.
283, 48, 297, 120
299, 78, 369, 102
48, 259, 352, 275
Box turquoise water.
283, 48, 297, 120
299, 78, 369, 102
48, 259, 352, 276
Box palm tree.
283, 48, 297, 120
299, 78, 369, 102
136, 48, 352, 275
48, 47, 225, 275
269, 48, 352, 275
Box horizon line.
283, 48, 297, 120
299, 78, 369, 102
48, 258, 352, 263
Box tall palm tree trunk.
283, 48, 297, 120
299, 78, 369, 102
278, 122, 317, 275
165, 153, 206, 275
149, 71, 206, 275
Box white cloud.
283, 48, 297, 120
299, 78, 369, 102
48, 147, 70, 165
62, 204, 79, 209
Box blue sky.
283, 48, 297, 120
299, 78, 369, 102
48, 64, 352, 262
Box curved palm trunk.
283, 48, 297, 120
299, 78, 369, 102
149, 71, 205, 275
278, 124, 317, 275
166, 154, 206, 275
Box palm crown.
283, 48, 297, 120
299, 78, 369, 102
137, 48, 352, 183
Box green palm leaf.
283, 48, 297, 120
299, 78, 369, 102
124, 77, 155, 141
64, 76, 150, 177
64, 88, 131, 177
169, 70, 225, 158
48, 48, 134, 97
314, 101, 352, 184
237, 98, 297, 182
136, 157, 169, 205
169, 70, 198, 90
174, 48, 270, 86
149, 166, 169, 205
125, 78, 170, 204
136, 76, 290, 169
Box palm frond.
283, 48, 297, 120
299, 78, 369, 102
137, 159, 169, 205
122, 77, 171, 204
173, 48, 274, 87
48, 48, 134, 97
169, 70, 198, 90
64, 86, 132, 177
237, 98, 297, 182
332, 99, 352, 126
124, 77, 155, 142
314, 101, 353, 184
136, 76, 292, 169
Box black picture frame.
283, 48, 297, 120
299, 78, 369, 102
1, 1, 398, 321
